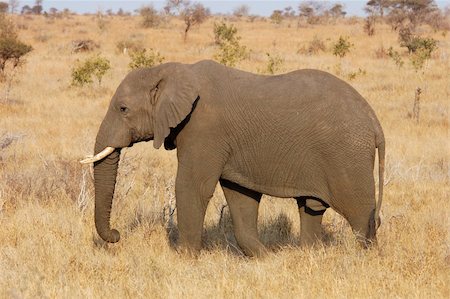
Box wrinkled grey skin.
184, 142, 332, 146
91, 60, 385, 256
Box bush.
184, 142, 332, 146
213, 21, 247, 67
374, 44, 388, 59
347, 68, 366, 80
128, 49, 164, 70
259, 53, 284, 74
71, 55, 110, 86
387, 47, 404, 68
213, 22, 238, 45
364, 16, 376, 36
410, 42, 437, 71
71, 39, 99, 53
399, 29, 437, 55
116, 39, 144, 54
332, 36, 353, 58
214, 40, 247, 67
298, 35, 326, 55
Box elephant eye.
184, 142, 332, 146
120, 106, 128, 113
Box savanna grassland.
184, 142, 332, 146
0, 12, 449, 298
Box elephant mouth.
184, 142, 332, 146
131, 134, 154, 145
80, 147, 115, 164
80, 135, 154, 164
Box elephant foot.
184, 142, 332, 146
177, 239, 202, 257
297, 199, 326, 247
220, 179, 266, 257
348, 206, 378, 249
235, 236, 268, 257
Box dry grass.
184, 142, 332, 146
0, 15, 449, 298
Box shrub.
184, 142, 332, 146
399, 29, 437, 55
213, 21, 247, 67
397, 28, 438, 71
347, 68, 366, 80
387, 47, 404, 68
332, 36, 353, 58
259, 53, 284, 74
298, 35, 326, 55
128, 49, 164, 70
364, 16, 376, 36
374, 44, 388, 59
213, 22, 238, 45
0, 15, 17, 40
71, 55, 110, 86
214, 39, 247, 67
410, 43, 437, 71
71, 39, 99, 53
116, 39, 144, 54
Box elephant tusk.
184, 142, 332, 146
80, 147, 115, 164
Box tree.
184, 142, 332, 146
270, 10, 283, 24
180, 1, 209, 41
8, 0, 19, 14
298, 1, 323, 24
164, 0, 210, 41
0, 15, 32, 101
0, 2, 8, 14
365, 0, 390, 18
233, 4, 249, 18
386, 0, 439, 30
139, 5, 160, 28
299, 2, 314, 19
329, 4, 346, 18
48, 7, 57, 15
20, 4, 31, 14
31, 0, 42, 15
283, 6, 295, 18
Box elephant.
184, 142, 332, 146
81, 60, 385, 257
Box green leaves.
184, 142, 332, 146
71, 55, 111, 86
128, 49, 164, 70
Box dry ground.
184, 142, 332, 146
0, 15, 449, 298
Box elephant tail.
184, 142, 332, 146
375, 138, 385, 230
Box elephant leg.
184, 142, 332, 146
296, 197, 327, 246
175, 164, 220, 255
220, 179, 266, 257
347, 204, 377, 248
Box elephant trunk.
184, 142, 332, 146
93, 140, 121, 243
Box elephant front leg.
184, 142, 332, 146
296, 197, 326, 246
220, 179, 266, 257
175, 164, 220, 255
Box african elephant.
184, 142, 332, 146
81, 60, 385, 257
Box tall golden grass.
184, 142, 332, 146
0, 15, 449, 298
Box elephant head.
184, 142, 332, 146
81, 63, 199, 243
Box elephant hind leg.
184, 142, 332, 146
346, 204, 377, 248
220, 179, 266, 257
296, 197, 327, 246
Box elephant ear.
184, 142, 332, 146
153, 63, 199, 149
